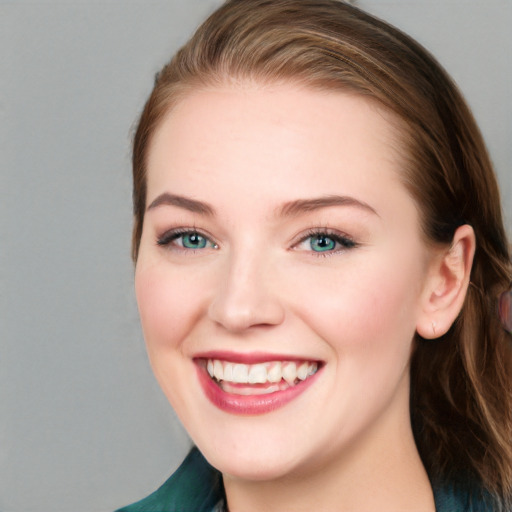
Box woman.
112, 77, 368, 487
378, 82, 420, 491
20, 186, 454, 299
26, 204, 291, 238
117, 0, 512, 510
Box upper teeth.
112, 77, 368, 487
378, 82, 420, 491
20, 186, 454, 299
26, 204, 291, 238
206, 359, 318, 385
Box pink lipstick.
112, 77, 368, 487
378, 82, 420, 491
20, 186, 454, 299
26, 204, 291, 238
194, 353, 321, 415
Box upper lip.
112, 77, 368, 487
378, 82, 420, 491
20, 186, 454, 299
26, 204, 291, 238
193, 350, 322, 364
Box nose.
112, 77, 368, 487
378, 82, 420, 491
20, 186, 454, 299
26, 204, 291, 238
208, 251, 285, 333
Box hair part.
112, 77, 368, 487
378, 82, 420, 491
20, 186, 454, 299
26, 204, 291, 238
131, 0, 512, 505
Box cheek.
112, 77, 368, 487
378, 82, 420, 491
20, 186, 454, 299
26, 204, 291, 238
287, 253, 422, 360
134, 261, 211, 418
135, 263, 205, 356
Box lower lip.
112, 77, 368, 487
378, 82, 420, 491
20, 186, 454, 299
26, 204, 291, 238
195, 363, 320, 415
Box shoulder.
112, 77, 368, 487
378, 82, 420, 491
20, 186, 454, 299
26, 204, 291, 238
433, 477, 504, 512
115, 447, 224, 512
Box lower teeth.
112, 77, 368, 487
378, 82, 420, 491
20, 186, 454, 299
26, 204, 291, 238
217, 378, 297, 395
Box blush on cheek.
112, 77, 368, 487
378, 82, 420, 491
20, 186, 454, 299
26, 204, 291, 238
135, 267, 191, 351
310, 270, 416, 357
136, 263, 217, 365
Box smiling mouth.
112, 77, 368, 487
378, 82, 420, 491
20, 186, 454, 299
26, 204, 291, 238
200, 359, 319, 396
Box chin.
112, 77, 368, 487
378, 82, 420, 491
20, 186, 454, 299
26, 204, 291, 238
211, 453, 298, 482
195, 432, 304, 481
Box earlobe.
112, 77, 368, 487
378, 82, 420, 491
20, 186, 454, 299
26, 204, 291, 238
416, 224, 476, 339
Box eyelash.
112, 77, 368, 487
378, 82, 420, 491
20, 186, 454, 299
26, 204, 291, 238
156, 228, 218, 251
156, 228, 357, 256
293, 228, 357, 257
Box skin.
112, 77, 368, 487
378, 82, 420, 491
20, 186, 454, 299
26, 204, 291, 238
135, 83, 474, 511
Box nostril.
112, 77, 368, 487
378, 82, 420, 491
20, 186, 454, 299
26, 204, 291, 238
208, 303, 284, 332
207, 289, 285, 332
207, 257, 286, 331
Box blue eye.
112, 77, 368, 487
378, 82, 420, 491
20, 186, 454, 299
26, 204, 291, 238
157, 230, 218, 251
181, 232, 208, 249
309, 234, 337, 252
295, 230, 356, 255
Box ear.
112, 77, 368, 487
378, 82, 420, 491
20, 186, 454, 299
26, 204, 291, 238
416, 224, 476, 339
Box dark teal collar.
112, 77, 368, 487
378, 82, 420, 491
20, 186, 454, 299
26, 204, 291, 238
115, 448, 224, 512
432, 475, 494, 512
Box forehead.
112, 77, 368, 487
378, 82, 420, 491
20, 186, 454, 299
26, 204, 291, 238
145, 83, 411, 218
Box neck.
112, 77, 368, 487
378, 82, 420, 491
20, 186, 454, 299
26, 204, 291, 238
223, 379, 435, 512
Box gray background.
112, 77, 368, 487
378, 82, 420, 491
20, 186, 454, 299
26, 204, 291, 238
1, 1, 510, 511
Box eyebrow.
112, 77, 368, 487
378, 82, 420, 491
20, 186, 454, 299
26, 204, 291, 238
146, 193, 215, 216
278, 195, 379, 217
146, 192, 378, 218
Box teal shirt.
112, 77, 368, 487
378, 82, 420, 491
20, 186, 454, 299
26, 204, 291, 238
116, 448, 494, 512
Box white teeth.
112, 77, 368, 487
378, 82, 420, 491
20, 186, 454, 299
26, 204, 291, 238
297, 362, 309, 381
248, 363, 267, 384
207, 359, 214, 378
282, 362, 297, 385
223, 362, 234, 381
229, 384, 280, 396
232, 363, 249, 383
205, 359, 319, 386
213, 359, 224, 381
267, 362, 282, 383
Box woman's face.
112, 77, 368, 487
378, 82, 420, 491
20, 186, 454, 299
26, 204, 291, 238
135, 83, 437, 481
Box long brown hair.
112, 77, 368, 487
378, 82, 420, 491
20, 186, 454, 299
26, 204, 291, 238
131, 0, 512, 506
